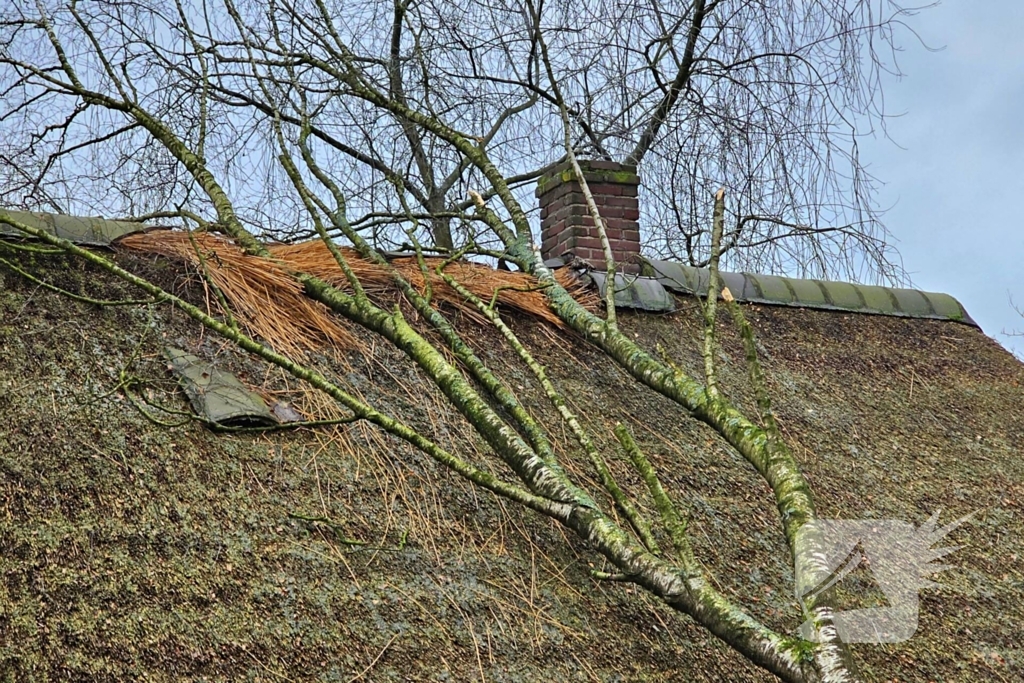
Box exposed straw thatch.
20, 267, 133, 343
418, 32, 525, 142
118, 230, 598, 353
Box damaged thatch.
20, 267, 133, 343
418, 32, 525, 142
1, 248, 1022, 682
118, 231, 598, 354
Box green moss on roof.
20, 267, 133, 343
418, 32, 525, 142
0, 250, 1021, 682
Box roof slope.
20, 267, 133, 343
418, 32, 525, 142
1, 251, 1021, 681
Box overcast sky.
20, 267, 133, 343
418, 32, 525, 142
859, 1, 1023, 356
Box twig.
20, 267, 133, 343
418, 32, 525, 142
591, 570, 635, 582
530, 3, 619, 329
0, 254, 161, 307
614, 423, 690, 562
346, 633, 399, 682
701, 188, 726, 398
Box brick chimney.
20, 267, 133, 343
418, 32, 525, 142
537, 160, 641, 271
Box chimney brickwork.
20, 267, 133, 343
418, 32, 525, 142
536, 160, 641, 271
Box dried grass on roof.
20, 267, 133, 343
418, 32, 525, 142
119, 231, 357, 355
118, 230, 597, 354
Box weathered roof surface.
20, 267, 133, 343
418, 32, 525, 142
0, 209, 148, 246
642, 258, 977, 326
2, 239, 1021, 682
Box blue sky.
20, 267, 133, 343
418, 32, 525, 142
859, 1, 1024, 356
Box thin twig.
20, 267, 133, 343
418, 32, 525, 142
346, 633, 399, 683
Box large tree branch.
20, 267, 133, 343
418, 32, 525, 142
626, 0, 709, 166
209, 84, 431, 208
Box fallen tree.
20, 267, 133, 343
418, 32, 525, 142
0, 1, 935, 679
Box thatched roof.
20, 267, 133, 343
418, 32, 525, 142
1, 247, 1021, 682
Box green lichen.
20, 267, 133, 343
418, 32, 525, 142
535, 162, 640, 196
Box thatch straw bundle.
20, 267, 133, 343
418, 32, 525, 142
119, 230, 597, 353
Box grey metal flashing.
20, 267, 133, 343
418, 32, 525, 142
640, 259, 977, 327
586, 271, 676, 312
165, 347, 279, 427
1, 209, 149, 246
544, 257, 568, 269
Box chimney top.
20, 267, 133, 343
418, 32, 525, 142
537, 161, 641, 272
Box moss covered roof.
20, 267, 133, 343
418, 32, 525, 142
0, 248, 1021, 682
